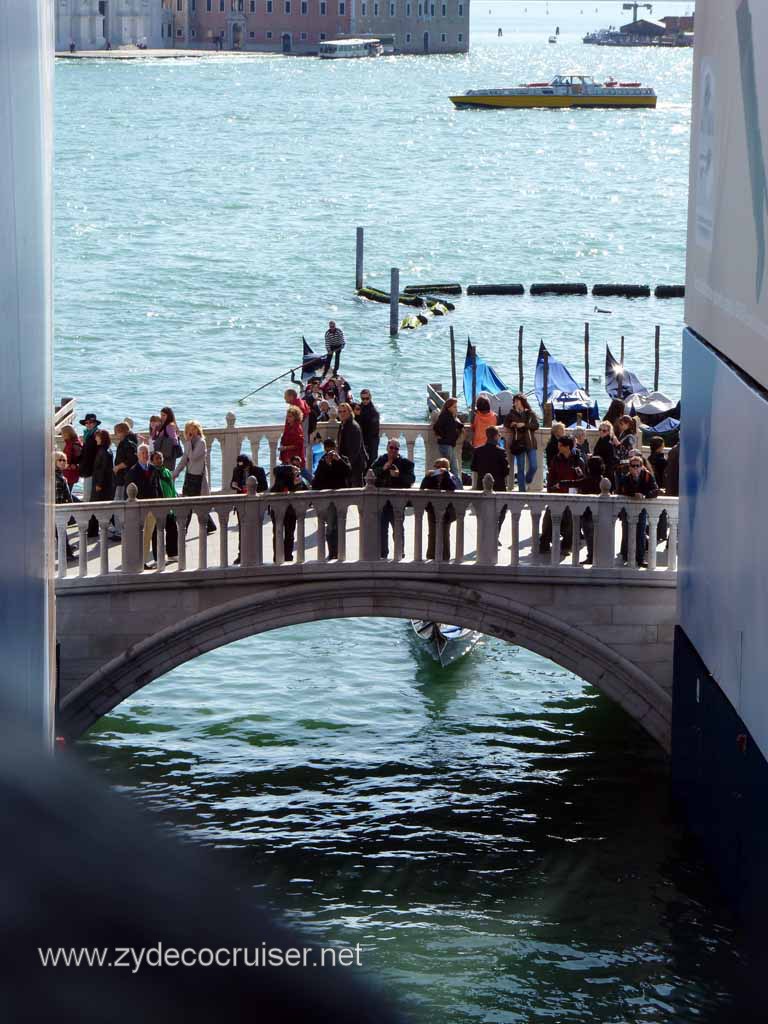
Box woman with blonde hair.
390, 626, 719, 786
173, 420, 215, 533
279, 405, 306, 467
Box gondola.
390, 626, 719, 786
411, 620, 482, 667
604, 346, 680, 425
535, 342, 599, 425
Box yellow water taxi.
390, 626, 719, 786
450, 73, 657, 110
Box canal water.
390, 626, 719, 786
56, 4, 753, 1021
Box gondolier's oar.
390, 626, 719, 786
237, 365, 303, 406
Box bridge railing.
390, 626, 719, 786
202, 413, 650, 494
54, 477, 678, 582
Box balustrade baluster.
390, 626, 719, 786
571, 511, 581, 567
273, 508, 285, 565
176, 513, 189, 571
454, 509, 465, 564
57, 518, 68, 579
626, 506, 639, 567
647, 509, 660, 571
434, 504, 445, 562
529, 504, 542, 564
156, 513, 166, 571
315, 508, 327, 560
413, 506, 424, 562
296, 507, 306, 564
217, 507, 228, 566
77, 523, 88, 577
253, 504, 265, 567
551, 511, 562, 565
667, 514, 678, 571
97, 519, 109, 575
197, 511, 208, 570
393, 504, 405, 561
337, 506, 348, 562
509, 509, 521, 567
267, 439, 279, 474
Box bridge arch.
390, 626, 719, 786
58, 578, 673, 748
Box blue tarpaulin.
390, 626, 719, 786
534, 343, 599, 424
534, 342, 580, 405
463, 342, 507, 406
605, 345, 647, 401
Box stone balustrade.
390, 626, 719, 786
55, 475, 679, 583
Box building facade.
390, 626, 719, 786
184, 0, 468, 53
55, 0, 173, 50
676, 0, 768, 916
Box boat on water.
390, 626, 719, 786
450, 73, 657, 110
548, 35, 558, 43
318, 37, 383, 58
535, 342, 600, 425
411, 620, 482, 667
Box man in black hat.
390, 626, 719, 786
77, 413, 101, 502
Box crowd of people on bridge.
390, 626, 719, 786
55, 328, 678, 570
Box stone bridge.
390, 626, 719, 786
55, 444, 679, 749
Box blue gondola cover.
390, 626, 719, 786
463, 342, 508, 406
605, 345, 647, 400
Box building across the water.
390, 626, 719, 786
182, 0, 469, 54
55, 0, 174, 50
584, 12, 694, 47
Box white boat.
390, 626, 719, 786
549, 35, 558, 43
318, 37, 383, 58
450, 73, 657, 110
411, 620, 482, 667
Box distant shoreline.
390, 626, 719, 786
55, 49, 280, 60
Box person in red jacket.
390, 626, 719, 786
540, 435, 584, 555
279, 406, 306, 467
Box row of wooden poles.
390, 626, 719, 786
448, 322, 663, 415
357, 228, 673, 352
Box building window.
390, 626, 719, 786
206, 0, 211, 9
266, 0, 272, 10
457, 32, 462, 41
250, 0, 256, 8
266, 29, 273, 37
406, 1, 410, 12
441, 1, 445, 12
250, 29, 255, 35
320, 0, 326, 12
191, 0, 196, 10
191, 27, 197, 36
418, 2, 421, 13
405, 31, 411, 41
440, 31, 445, 41
300, 30, 307, 38
338, 0, 345, 12
219, 0, 224, 10
284, 0, 290, 12
301, 0, 307, 11
320, 30, 326, 38
177, 28, 183, 35
458, 2, 462, 13
362, 0, 366, 11
430, 3, 434, 14
390, 2, 394, 14
176, 0, 182, 10
373, 1, 378, 13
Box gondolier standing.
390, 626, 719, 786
323, 320, 345, 375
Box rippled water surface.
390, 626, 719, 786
56, 5, 751, 1021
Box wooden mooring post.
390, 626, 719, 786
389, 268, 399, 336
450, 326, 457, 398
620, 335, 625, 365
584, 321, 590, 394
355, 226, 364, 290
542, 344, 549, 422
654, 325, 660, 391
470, 339, 477, 415
518, 325, 524, 392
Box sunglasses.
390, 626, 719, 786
629, 462, 642, 467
